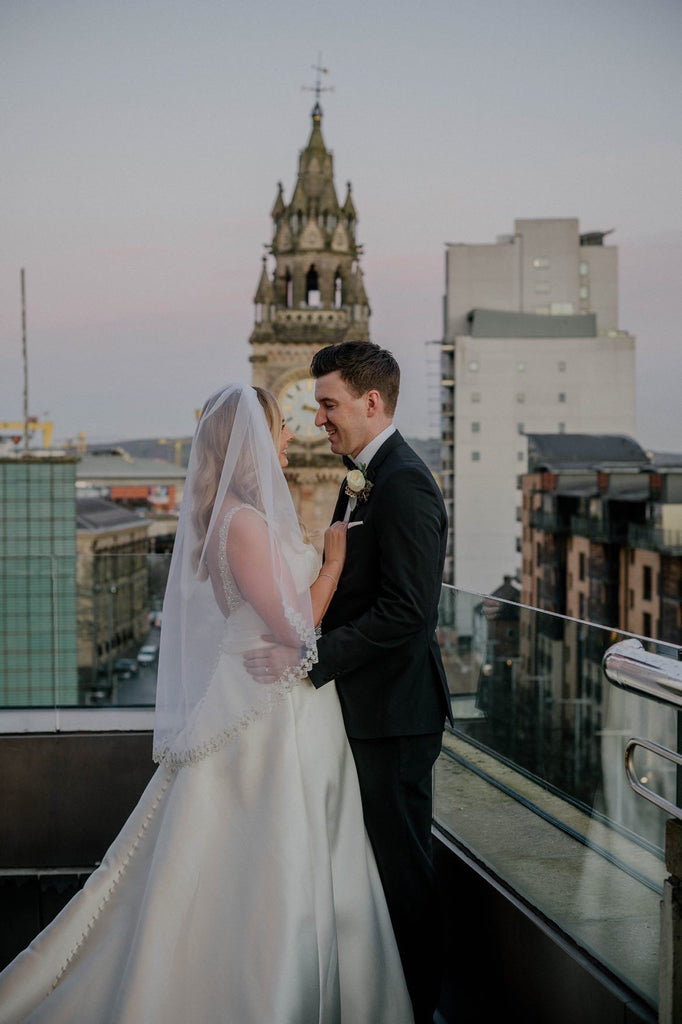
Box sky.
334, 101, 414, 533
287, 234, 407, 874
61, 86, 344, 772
1, 0, 681, 449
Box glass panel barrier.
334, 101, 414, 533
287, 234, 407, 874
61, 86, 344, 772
434, 585, 682, 1010
3, 556, 680, 1007
0, 553, 171, 710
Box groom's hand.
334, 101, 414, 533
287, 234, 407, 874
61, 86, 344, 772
243, 639, 301, 683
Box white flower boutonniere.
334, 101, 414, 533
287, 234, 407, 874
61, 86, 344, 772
344, 464, 373, 505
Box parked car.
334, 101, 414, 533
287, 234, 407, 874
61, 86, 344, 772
137, 644, 159, 666
114, 658, 139, 679
149, 611, 163, 629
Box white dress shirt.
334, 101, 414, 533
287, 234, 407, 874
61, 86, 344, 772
343, 424, 396, 521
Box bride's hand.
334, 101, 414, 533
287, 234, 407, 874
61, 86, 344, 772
323, 521, 348, 573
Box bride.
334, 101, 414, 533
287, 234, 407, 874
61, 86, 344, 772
0, 383, 413, 1024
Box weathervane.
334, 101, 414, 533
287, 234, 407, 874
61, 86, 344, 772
301, 54, 333, 110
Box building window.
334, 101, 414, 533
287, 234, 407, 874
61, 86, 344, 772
551, 302, 574, 315
468, 360, 479, 372
579, 552, 586, 581
579, 285, 589, 300
579, 593, 586, 618
558, 393, 566, 403
558, 361, 566, 372
643, 565, 652, 601
517, 361, 526, 372
533, 257, 550, 269
516, 393, 526, 404
579, 261, 589, 276
471, 422, 480, 433
558, 422, 566, 433
471, 392, 481, 403
517, 451, 524, 462
534, 282, 551, 294
643, 611, 652, 637
629, 588, 634, 608
517, 422, 524, 435
305, 265, 321, 307
471, 451, 481, 462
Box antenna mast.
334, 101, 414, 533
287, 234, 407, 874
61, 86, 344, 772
301, 53, 334, 108
21, 269, 29, 454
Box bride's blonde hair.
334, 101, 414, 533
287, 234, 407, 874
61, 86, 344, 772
191, 386, 283, 575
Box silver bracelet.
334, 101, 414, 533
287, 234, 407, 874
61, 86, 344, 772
318, 571, 338, 589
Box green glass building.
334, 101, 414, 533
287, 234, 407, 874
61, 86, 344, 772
0, 457, 79, 706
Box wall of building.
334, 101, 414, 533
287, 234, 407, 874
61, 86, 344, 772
452, 334, 635, 594
0, 459, 78, 706
620, 547, 662, 638
445, 219, 619, 340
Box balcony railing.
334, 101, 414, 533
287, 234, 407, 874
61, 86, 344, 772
629, 525, 682, 556
529, 509, 571, 534
2, 558, 682, 1018
571, 516, 629, 544
435, 585, 681, 1016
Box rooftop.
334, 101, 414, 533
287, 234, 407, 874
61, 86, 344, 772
526, 433, 649, 472
467, 308, 597, 338
76, 497, 150, 532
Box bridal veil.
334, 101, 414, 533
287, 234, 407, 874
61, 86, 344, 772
152, 383, 317, 768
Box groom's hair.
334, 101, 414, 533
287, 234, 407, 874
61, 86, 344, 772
310, 341, 400, 415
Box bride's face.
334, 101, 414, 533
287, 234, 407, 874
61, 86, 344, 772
278, 419, 295, 468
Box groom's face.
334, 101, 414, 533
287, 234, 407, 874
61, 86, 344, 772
314, 371, 373, 460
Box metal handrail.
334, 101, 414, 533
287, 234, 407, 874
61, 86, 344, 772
603, 638, 682, 821
602, 638, 682, 709
624, 738, 682, 821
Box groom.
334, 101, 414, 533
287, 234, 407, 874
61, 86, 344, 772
246, 341, 451, 1023
309, 341, 451, 1024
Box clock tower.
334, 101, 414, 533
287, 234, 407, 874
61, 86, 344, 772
249, 97, 371, 542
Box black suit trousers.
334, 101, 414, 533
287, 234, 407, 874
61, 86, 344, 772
348, 732, 444, 1024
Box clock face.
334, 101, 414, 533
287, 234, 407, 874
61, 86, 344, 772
279, 377, 324, 443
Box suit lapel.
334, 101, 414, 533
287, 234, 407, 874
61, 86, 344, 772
331, 480, 348, 524
330, 431, 405, 524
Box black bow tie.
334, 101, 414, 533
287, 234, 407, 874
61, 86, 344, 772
342, 455, 355, 470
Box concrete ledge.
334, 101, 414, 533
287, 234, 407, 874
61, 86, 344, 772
0, 708, 155, 733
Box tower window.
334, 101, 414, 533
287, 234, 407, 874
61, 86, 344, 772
285, 269, 293, 309
306, 265, 321, 308
334, 270, 343, 309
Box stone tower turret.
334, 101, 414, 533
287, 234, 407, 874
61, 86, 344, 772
248, 99, 370, 538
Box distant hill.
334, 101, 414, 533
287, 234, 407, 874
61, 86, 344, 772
88, 438, 194, 467
88, 436, 441, 473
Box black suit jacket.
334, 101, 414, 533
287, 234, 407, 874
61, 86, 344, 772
308, 431, 453, 739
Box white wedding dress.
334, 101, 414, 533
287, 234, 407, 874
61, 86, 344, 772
0, 542, 413, 1024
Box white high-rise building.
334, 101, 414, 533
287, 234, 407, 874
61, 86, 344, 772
441, 218, 635, 595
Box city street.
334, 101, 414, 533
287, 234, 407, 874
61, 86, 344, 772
108, 627, 160, 707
